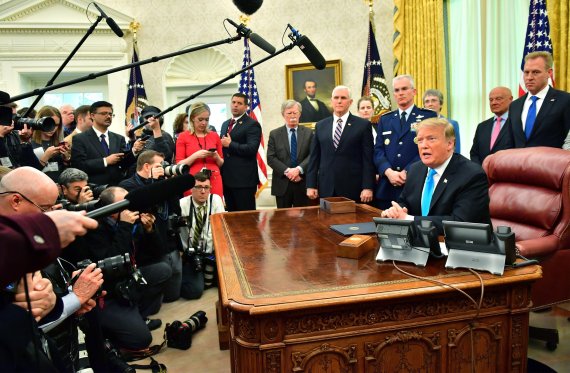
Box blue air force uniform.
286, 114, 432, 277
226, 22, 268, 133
373, 105, 437, 209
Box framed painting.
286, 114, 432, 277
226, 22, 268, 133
285, 59, 342, 127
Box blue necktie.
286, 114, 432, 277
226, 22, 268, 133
400, 111, 407, 130
100, 134, 110, 155
525, 96, 539, 140
290, 128, 297, 167
421, 168, 437, 216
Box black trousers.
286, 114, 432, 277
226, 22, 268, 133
275, 182, 309, 208
224, 186, 256, 212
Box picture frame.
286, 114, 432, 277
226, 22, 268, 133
285, 59, 342, 127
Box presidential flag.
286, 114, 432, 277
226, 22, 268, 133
239, 38, 268, 195
361, 11, 391, 123
518, 0, 554, 97
125, 42, 148, 127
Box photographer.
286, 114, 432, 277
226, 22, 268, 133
179, 171, 225, 299
120, 150, 183, 302
66, 186, 171, 350
58, 168, 93, 205
0, 98, 43, 170
127, 105, 175, 166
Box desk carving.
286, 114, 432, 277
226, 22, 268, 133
212, 205, 541, 373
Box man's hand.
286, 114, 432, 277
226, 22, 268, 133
45, 210, 98, 248
360, 189, 373, 203
105, 153, 124, 165
150, 165, 164, 179
77, 185, 94, 204
385, 169, 407, 187
285, 167, 301, 182
132, 138, 146, 154
13, 272, 56, 321
307, 188, 319, 200
221, 134, 232, 148
120, 209, 139, 224
71, 263, 103, 305
380, 201, 409, 219
18, 124, 33, 142
140, 213, 156, 233
125, 123, 136, 140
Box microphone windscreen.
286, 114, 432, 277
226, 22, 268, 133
233, 0, 263, 15
0, 106, 12, 125
0, 91, 10, 104
106, 17, 124, 37
125, 174, 195, 210
249, 33, 276, 54
297, 35, 326, 70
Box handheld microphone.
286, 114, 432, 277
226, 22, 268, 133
226, 19, 276, 54
93, 2, 124, 38
86, 174, 195, 219
288, 24, 326, 70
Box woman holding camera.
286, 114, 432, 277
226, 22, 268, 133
31, 105, 69, 182
176, 102, 224, 197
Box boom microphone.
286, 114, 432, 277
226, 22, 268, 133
287, 25, 326, 70
226, 19, 275, 54
86, 174, 195, 219
93, 2, 124, 38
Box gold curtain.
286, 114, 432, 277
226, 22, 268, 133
393, 0, 447, 114
547, 0, 569, 91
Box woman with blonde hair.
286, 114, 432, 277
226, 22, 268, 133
176, 102, 224, 197
31, 105, 69, 181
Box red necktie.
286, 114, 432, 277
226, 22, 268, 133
489, 117, 501, 149
227, 119, 236, 134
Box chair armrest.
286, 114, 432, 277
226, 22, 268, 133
516, 235, 559, 258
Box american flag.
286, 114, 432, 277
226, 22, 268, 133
361, 9, 391, 123
125, 41, 148, 127
239, 38, 268, 195
518, 0, 554, 96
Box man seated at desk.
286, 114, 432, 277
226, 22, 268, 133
381, 117, 491, 234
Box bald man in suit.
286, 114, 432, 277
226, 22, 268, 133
470, 87, 514, 164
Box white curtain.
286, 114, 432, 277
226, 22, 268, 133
447, 0, 528, 156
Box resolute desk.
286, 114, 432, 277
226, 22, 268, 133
212, 204, 541, 373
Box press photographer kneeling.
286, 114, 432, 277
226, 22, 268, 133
179, 171, 225, 299
63, 186, 172, 351
120, 150, 185, 302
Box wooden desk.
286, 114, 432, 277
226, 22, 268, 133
212, 205, 541, 373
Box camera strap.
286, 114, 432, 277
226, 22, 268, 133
189, 194, 213, 245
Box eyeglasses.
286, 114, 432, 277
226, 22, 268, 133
192, 185, 211, 191
95, 112, 115, 118
0, 191, 55, 212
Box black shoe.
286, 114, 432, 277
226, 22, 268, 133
145, 318, 162, 331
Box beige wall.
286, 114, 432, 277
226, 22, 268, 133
99, 0, 395, 133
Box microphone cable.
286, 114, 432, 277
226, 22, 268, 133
392, 261, 484, 373
22, 273, 42, 372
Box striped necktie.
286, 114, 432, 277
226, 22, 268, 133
192, 204, 205, 247
333, 118, 343, 149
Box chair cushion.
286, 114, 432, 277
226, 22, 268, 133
489, 183, 562, 233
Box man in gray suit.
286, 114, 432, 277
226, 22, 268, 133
267, 100, 314, 208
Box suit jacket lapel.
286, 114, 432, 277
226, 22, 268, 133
534, 88, 557, 128
88, 129, 108, 158
510, 96, 526, 139
281, 126, 291, 158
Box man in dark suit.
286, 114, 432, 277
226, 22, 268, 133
374, 75, 437, 209
220, 93, 262, 211
306, 85, 375, 203
509, 51, 570, 148
470, 87, 514, 165
267, 100, 314, 208
381, 118, 490, 235
299, 80, 330, 123
71, 101, 142, 185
